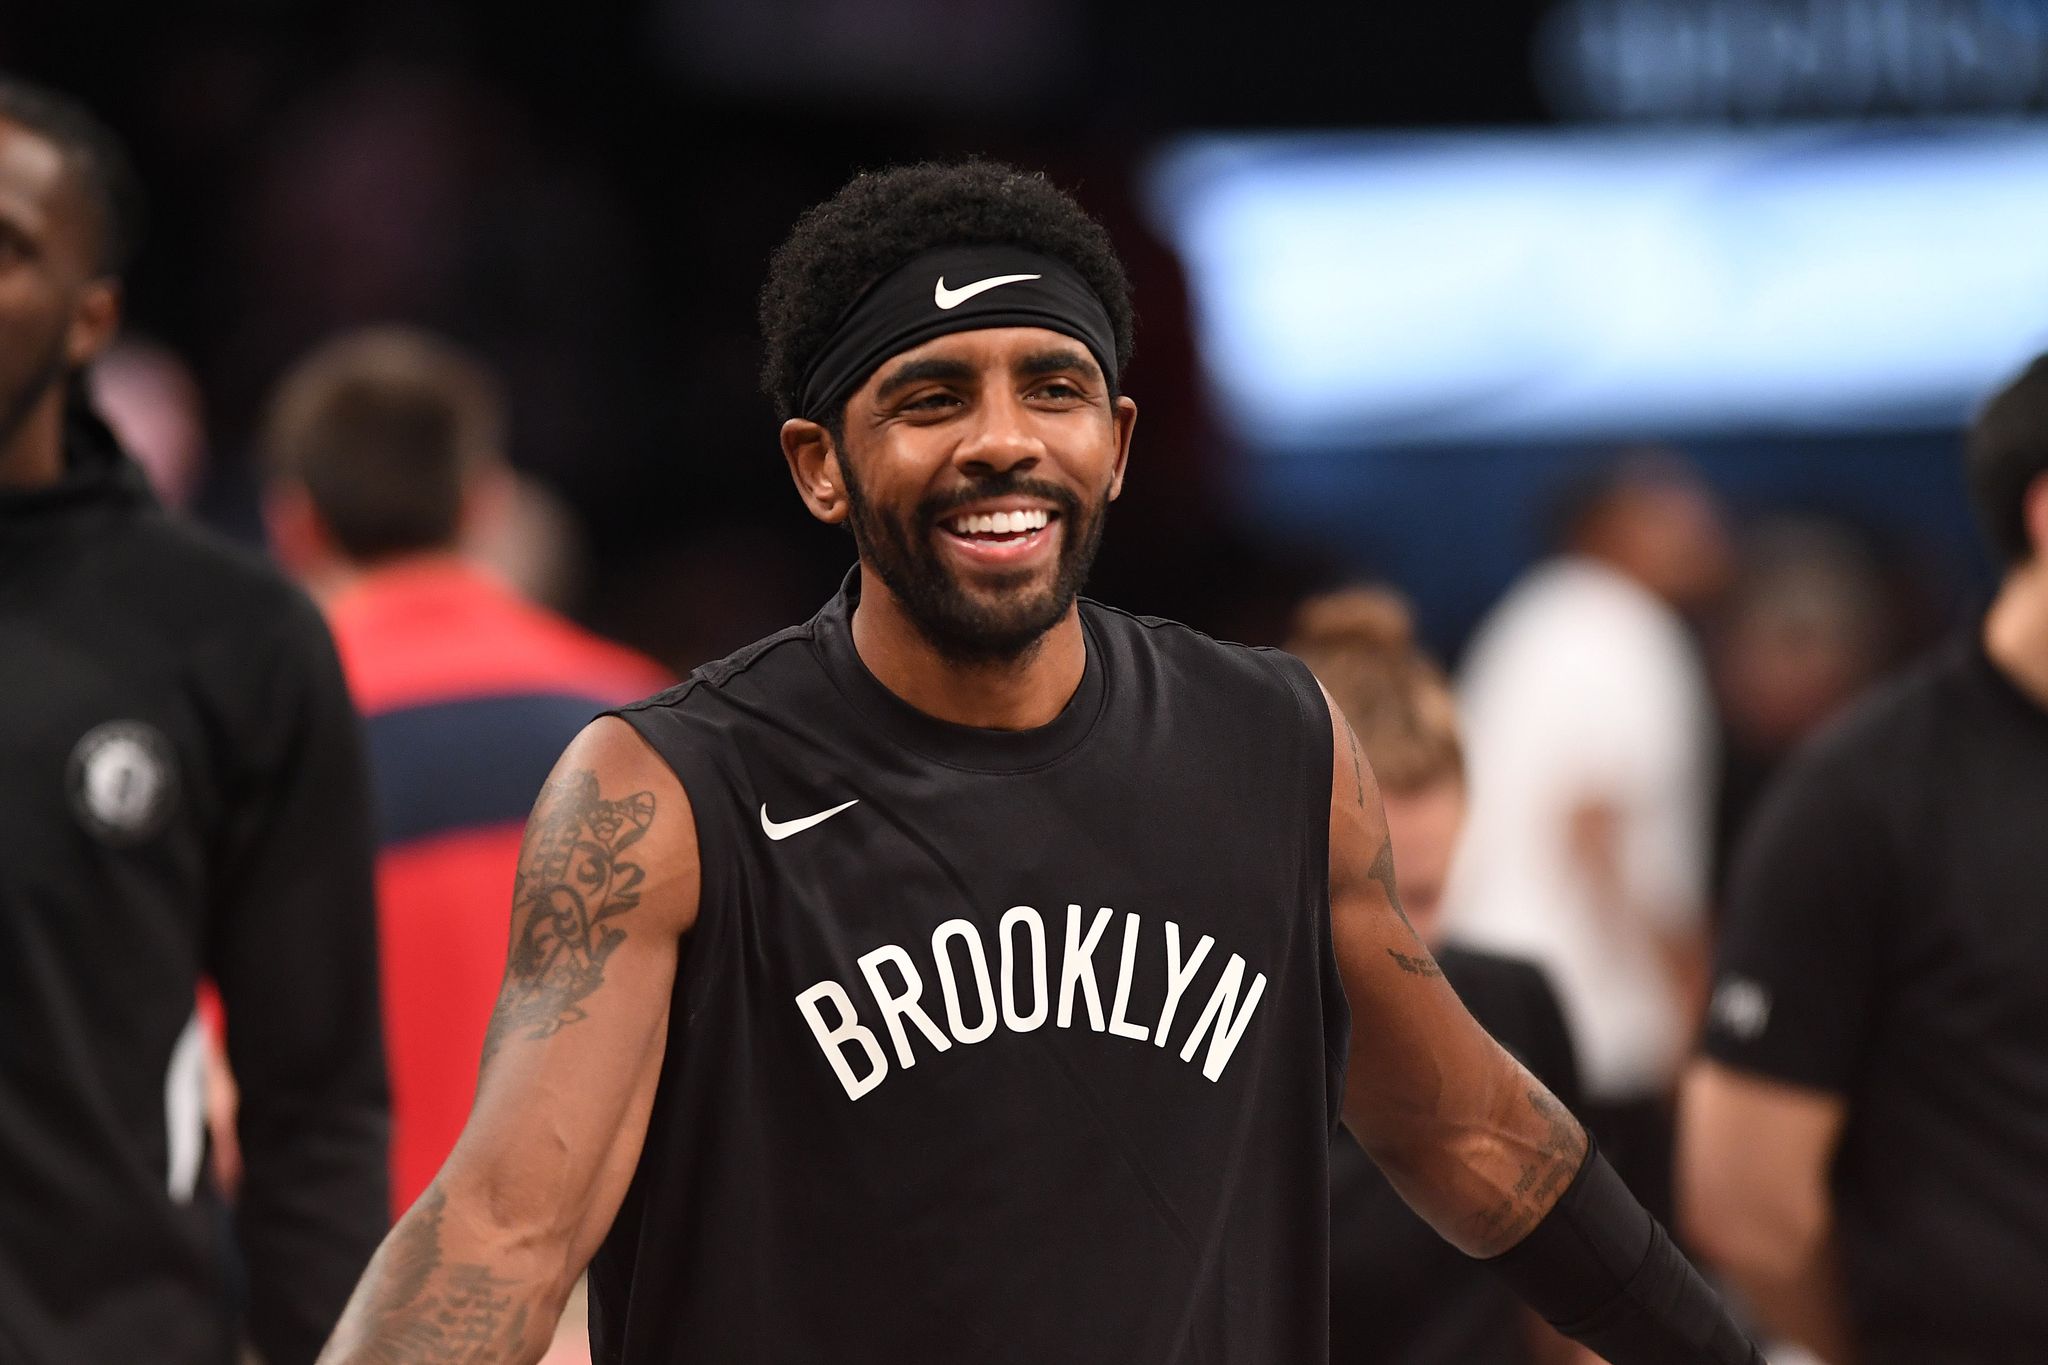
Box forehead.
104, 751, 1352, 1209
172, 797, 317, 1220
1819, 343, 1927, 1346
0, 118, 78, 236
875, 325, 1098, 378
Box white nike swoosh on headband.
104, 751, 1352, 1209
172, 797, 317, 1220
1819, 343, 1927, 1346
934, 273, 1041, 309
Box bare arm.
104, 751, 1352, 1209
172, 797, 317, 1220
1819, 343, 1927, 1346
318, 718, 695, 1364
1680, 1060, 1855, 1363
1567, 797, 1709, 1035
1324, 687, 1589, 1256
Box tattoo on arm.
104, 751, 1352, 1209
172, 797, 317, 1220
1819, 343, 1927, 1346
1464, 1087, 1589, 1255
1367, 837, 1428, 945
345, 1189, 533, 1364
1387, 948, 1445, 978
1343, 715, 1367, 809
480, 768, 656, 1069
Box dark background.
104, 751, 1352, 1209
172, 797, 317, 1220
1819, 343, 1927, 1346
0, 0, 2016, 668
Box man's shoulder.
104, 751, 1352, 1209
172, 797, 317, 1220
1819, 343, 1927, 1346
1783, 647, 1957, 795
1080, 597, 1320, 701
617, 617, 825, 720
116, 511, 326, 643
1471, 559, 1690, 678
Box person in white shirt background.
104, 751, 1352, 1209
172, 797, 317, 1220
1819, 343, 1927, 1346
1445, 448, 1732, 1226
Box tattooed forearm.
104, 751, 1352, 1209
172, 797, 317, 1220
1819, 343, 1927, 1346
1387, 948, 1445, 978
322, 1189, 537, 1365
1463, 1087, 1589, 1255
480, 768, 656, 1069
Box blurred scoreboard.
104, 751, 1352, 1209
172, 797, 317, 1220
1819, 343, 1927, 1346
1147, 123, 2048, 448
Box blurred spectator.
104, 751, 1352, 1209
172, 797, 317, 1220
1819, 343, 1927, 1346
0, 77, 387, 1365
1288, 588, 1593, 1365
259, 326, 668, 1218
1682, 356, 2048, 1364
1444, 448, 1730, 1227
87, 333, 207, 507
461, 467, 591, 612
1708, 518, 1892, 895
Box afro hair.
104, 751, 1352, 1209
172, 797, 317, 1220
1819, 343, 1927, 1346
758, 160, 1135, 422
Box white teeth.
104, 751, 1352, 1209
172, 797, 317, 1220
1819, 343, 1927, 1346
948, 508, 1051, 536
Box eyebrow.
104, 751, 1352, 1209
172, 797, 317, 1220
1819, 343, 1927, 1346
874, 357, 977, 401
1016, 346, 1102, 383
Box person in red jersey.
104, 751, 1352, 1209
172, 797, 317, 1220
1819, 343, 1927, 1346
261, 326, 668, 1214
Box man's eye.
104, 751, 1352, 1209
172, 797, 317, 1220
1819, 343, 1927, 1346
1035, 382, 1082, 400
905, 393, 959, 411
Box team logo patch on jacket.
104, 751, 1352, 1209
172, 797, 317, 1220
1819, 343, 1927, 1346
68, 720, 178, 844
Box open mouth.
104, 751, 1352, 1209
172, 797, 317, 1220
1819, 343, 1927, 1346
940, 507, 1056, 542
934, 506, 1062, 566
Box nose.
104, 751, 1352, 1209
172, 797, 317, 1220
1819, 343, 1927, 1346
951, 385, 1042, 479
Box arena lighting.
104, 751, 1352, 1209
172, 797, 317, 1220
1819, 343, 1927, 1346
1145, 124, 2048, 448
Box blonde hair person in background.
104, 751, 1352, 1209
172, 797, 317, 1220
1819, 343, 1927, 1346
1290, 588, 1600, 1365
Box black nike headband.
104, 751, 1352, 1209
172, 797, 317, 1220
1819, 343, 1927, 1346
796, 245, 1119, 423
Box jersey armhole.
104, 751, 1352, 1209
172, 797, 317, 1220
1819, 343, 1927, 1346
1267, 651, 1349, 1094
603, 703, 747, 1024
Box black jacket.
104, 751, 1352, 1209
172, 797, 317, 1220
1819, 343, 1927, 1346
0, 405, 389, 1364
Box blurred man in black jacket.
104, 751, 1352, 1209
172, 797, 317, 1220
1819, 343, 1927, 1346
0, 74, 389, 1364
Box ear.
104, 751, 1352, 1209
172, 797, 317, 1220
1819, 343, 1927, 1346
459, 461, 516, 544
261, 482, 340, 581
781, 417, 849, 525
1106, 395, 1138, 502
64, 279, 121, 370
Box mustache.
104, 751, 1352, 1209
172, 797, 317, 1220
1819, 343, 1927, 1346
915, 474, 1083, 530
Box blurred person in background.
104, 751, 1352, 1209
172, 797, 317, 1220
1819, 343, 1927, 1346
462, 467, 596, 614
88, 332, 208, 509
260, 325, 668, 1220
1681, 355, 2048, 1364
1707, 519, 1891, 898
1445, 448, 1731, 1227
0, 75, 388, 1364
1288, 587, 1595, 1365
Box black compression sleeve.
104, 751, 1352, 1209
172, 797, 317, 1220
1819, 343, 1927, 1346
1482, 1141, 1763, 1365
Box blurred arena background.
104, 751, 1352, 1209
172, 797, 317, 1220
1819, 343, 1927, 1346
11, 0, 2035, 678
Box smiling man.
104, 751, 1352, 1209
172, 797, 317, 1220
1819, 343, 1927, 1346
319, 161, 1759, 1365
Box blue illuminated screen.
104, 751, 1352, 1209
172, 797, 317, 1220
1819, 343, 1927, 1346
1146, 125, 2048, 447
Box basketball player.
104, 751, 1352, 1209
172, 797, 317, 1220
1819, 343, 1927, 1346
319, 162, 1759, 1365
0, 77, 388, 1363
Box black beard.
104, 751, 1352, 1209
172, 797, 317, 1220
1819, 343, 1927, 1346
839, 464, 1108, 668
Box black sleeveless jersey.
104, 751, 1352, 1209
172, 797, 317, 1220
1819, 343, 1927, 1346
594, 574, 1348, 1364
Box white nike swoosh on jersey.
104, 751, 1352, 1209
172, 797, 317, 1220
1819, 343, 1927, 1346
933, 273, 1041, 309
760, 798, 861, 841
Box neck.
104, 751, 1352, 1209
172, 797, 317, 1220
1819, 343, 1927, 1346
0, 385, 67, 491
301, 548, 471, 607
1984, 559, 2048, 710
850, 566, 1087, 730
